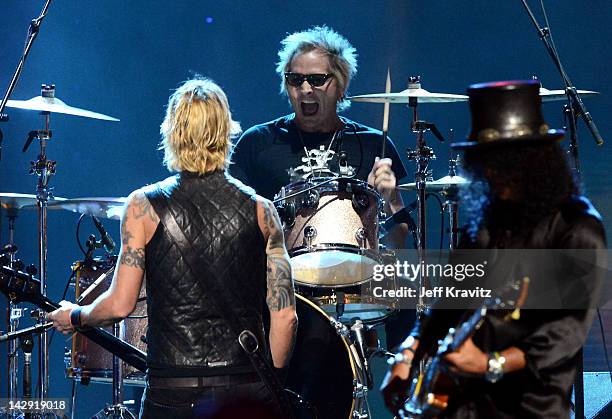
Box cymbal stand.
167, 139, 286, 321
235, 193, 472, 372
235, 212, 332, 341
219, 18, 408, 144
5, 210, 23, 419
23, 84, 57, 400
404, 76, 437, 313
93, 321, 135, 419
441, 157, 460, 250
330, 318, 370, 418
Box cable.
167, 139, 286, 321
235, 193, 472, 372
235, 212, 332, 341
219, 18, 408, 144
75, 213, 87, 256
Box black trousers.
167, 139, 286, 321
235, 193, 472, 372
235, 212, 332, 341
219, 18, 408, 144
139, 379, 282, 419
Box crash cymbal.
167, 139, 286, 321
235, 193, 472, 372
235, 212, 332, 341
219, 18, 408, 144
539, 87, 599, 102
0, 193, 66, 210
398, 175, 470, 191
5, 96, 119, 121
348, 88, 468, 104
47, 197, 127, 220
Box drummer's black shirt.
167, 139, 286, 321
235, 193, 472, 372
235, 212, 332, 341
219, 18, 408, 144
230, 114, 408, 199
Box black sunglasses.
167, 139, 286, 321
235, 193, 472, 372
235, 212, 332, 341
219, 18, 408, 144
284, 72, 333, 88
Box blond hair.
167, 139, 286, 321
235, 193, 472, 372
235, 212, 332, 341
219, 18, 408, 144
276, 26, 358, 112
160, 78, 241, 174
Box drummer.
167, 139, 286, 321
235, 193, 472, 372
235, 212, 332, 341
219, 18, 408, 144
230, 25, 408, 248
230, 26, 412, 349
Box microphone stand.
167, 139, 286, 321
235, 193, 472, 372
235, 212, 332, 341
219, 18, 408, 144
520, 0, 604, 185
0, 322, 53, 343
0, 0, 53, 161
519, 4, 605, 418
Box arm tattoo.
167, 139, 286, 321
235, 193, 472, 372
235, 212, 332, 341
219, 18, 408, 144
267, 254, 295, 311
131, 192, 160, 223
120, 210, 134, 246
118, 190, 150, 270
120, 247, 145, 269
263, 201, 285, 250
263, 200, 295, 311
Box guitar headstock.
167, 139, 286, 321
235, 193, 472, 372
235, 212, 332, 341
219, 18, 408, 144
0, 256, 44, 306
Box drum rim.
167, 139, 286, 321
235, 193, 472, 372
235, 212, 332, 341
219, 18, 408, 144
278, 177, 382, 202
303, 293, 398, 324
294, 294, 358, 417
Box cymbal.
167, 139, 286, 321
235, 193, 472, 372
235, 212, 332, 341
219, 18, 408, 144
348, 88, 468, 104
5, 96, 119, 121
398, 175, 470, 191
539, 87, 599, 102
47, 197, 127, 220
0, 193, 66, 210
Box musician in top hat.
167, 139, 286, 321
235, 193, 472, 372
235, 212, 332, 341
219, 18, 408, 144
381, 80, 606, 418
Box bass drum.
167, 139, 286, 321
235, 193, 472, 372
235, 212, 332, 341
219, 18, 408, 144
66, 258, 147, 385
286, 295, 364, 419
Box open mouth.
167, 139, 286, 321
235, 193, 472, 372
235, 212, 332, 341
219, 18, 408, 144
300, 101, 319, 117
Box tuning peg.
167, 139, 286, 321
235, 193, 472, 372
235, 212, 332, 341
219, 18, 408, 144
25, 265, 37, 276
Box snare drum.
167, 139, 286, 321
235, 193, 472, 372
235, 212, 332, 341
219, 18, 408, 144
276, 177, 382, 287
66, 258, 147, 386
276, 178, 398, 322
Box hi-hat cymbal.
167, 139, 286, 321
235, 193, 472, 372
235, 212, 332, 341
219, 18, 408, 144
539, 87, 599, 102
398, 175, 470, 192
6, 96, 119, 121
47, 197, 127, 220
348, 88, 468, 104
0, 193, 66, 210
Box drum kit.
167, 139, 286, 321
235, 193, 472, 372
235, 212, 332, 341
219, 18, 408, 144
0, 77, 599, 419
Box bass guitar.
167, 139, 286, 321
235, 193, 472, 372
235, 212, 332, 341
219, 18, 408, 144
0, 259, 147, 373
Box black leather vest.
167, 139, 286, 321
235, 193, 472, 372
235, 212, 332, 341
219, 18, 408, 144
143, 171, 267, 377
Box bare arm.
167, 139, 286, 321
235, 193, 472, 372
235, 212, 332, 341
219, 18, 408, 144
257, 198, 297, 368
48, 190, 155, 331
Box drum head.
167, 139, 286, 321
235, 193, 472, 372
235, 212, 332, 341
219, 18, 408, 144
291, 248, 380, 287
286, 295, 355, 419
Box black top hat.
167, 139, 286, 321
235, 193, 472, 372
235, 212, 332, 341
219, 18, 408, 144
451, 80, 564, 149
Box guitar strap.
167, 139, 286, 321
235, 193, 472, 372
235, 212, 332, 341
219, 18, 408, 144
152, 185, 295, 418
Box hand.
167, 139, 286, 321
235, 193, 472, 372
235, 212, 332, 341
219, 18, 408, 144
444, 337, 488, 375
47, 300, 79, 335
380, 349, 414, 414
367, 157, 400, 209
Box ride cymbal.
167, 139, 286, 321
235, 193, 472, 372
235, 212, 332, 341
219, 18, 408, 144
6, 95, 119, 121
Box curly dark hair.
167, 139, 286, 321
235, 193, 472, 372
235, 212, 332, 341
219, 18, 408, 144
460, 142, 577, 239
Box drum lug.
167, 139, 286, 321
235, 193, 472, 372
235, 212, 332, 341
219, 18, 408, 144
351, 192, 369, 213
303, 189, 320, 209
353, 381, 368, 399
355, 228, 367, 248
303, 225, 317, 248
64, 347, 72, 370
329, 316, 350, 337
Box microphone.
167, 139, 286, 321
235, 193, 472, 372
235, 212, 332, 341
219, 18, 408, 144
382, 200, 418, 232
91, 215, 116, 253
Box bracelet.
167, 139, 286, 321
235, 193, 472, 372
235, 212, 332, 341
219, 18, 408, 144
398, 335, 417, 353
70, 307, 83, 328
485, 351, 506, 383
388, 350, 414, 367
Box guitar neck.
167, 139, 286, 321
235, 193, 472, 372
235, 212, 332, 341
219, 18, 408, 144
36, 294, 148, 372
448, 308, 486, 353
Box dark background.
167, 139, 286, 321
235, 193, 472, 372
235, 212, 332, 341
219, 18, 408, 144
1, 1, 610, 417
